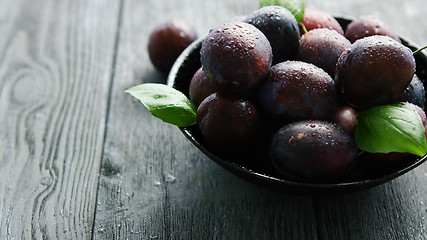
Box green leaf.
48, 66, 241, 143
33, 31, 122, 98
125, 83, 196, 127
355, 104, 427, 156
259, 0, 305, 22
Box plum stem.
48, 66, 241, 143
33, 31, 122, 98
299, 22, 308, 34
413, 45, 427, 55
356, 150, 365, 158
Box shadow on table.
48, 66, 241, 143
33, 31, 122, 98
140, 152, 425, 239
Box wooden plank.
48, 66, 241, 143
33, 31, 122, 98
0, 0, 120, 239
308, 0, 427, 239
93, 0, 317, 239
95, 0, 427, 239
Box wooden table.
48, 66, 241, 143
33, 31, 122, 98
1, 0, 427, 239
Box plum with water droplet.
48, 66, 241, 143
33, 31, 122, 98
148, 19, 198, 74
189, 67, 222, 107
300, 8, 344, 35
196, 92, 266, 156
257, 61, 339, 125
270, 120, 359, 181
244, 6, 300, 63
335, 35, 415, 109
200, 22, 272, 95
297, 28, 351, 78
395, 74, 426, 110
345, 15, 401, 43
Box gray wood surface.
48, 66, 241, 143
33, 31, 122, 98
0, 0, 120, 239
1, 0, 427, 239
93, 1, 317, 239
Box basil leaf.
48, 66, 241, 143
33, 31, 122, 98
125, 83, 196, 127
259, 0, 305, 22
355, 104, 427, 156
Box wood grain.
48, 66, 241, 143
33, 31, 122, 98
308, 0, 427, 239
1, 0, 427, 239
93, 0, 317, 239
95, 0, 427, 239
94, 0, 427, 239
0, 0, 120, 238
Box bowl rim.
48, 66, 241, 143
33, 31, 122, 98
167, 16, 427, 194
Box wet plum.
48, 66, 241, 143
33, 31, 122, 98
200, 22, 272, 94
335, 35, 415, 109
270, 120, 359, 181
189, 68, 221, 107
196, 92, 265, 155
345, 15, 401, 43
333, 104, 357, 135
297, 28, 351, 78
257, 61, 339, 124
244, 6, 300, 63
395, 74, 426, 110
300, 8, 344, 35
148, 19, 198, 73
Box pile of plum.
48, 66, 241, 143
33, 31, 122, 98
187, 6, 426, 182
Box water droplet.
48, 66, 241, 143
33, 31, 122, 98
164, 172, 176, 184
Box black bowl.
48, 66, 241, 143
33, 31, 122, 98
167, 17, 427, 195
